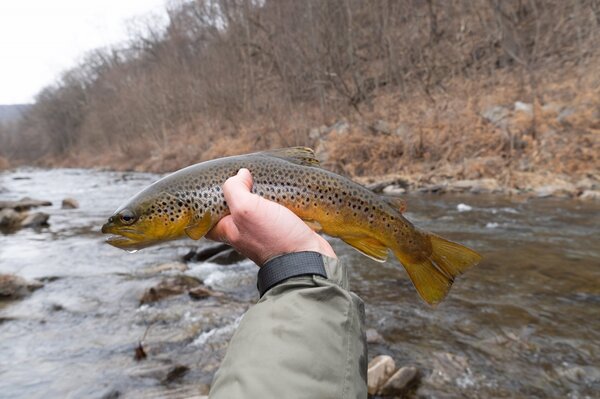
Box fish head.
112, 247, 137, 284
102, 190, 193, 251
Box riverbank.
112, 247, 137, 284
4, 70, 598, 201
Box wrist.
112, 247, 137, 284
257, 251, 328, 297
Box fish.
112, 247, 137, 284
102, 147, 481, 305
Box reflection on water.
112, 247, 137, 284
1, 168, 599, 398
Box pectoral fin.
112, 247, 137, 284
341, 235, 389, 262
302, 219, 323, 232
185, 213, 212, 240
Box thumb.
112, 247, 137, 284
223, 168, 256, 214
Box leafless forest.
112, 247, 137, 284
0, 0, 598, 182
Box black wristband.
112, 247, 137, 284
257, 251, 327, 298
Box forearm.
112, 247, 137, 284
209, 254, 367, 399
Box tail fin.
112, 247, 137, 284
394, 233, 481, 305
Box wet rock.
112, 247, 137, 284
163, 364, 190, 384
366, 328, 385, 344
0, 274, 44, 299
0, 208, 24, 229
21, 212, 50, 228
142, 262, 189, 275
184, 243, 231, 262
379, 366, 420, 397
579, 190, 600, 201
0, 197, 51, 211
100, 389, 121, 399
140, 276, 202, 304
367, 355, 396, 395
205, 248, 246, 265
189, 285, 223, 300
61, 198, 79, 209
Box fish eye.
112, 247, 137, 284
119, 209, 136, 225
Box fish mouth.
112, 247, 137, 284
102, 223, 153, 251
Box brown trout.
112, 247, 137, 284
102, 147, 481, 304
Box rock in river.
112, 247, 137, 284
188, 285, 223, 300
183, 243, 246, 265
366, 328, 385, 344
140, 276, 202, 304
0, 197, 52, 211
183, 243, 231, 262
20, 212, 50, 228
141, 261, 189, 275
0, 208, 24, 229
61, 198, 79, 209
379, 366, 419, 397
367, 355, 396, 395
0, 274, 44, 299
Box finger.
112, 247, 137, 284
206, 215, 239, 244
223, 168, 257, 214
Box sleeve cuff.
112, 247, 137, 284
256, 251, 327, 297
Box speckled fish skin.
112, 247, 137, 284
102, 148, 481, 305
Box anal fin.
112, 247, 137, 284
341, 235, 389, 262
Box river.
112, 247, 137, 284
1, 168, 599, 398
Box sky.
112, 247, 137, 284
0, 0, 168, 105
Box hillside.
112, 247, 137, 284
0, 0, 598, 197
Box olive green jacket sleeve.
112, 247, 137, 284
209, 256, 367, 399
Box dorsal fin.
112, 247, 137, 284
261, 147, 320, 167
383, 196, 407, 213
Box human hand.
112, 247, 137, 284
206, 168, 336, 266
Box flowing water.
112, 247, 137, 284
0, 168, 599, 398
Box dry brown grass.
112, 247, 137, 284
35, 63, 599, 194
